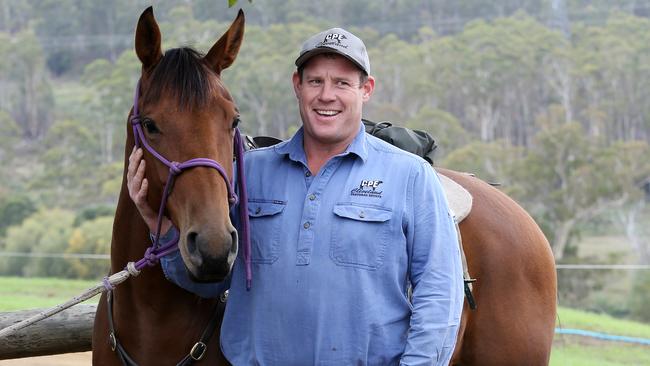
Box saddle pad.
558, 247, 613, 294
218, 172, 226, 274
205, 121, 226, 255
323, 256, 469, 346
437, 173, 473, 223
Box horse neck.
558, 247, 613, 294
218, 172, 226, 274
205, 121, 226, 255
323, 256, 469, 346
111, 128, 153, 278
110, 181, 151, 275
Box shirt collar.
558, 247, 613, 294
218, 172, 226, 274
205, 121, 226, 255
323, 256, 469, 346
274, 122, 368, 163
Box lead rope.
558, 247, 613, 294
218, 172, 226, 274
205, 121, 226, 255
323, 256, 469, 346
234, 129, 252, 289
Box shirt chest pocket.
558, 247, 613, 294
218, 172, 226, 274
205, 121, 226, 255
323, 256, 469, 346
248, 199, 286, 264
330, 203, 392, 270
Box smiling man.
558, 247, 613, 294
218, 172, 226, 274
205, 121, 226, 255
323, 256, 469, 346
128, 27, 463, 365
292, 30, 374, 174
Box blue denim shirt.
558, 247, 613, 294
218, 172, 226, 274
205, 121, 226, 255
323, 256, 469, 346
161, 123, 463, 365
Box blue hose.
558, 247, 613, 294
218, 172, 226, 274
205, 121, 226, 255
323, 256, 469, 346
555, 328, 650, 345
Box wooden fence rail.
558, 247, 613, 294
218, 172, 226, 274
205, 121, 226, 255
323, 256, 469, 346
0, 304, 95, 359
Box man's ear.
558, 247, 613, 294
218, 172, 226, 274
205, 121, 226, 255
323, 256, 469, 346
362, 75, 375, 102
292, 71, 301, 99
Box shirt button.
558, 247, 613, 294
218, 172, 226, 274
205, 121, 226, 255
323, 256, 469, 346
303, 222, 311, 229
305, 171, 311, 177
308, 194, 316, 201
359, 211, 365, 218
255, 207, 261, 214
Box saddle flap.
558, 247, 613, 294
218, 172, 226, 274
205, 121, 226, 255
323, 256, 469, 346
437, 173, 472, 224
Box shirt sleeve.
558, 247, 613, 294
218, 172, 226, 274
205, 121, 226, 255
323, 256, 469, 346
400, 163, 464, 365
158, 225, 229, 299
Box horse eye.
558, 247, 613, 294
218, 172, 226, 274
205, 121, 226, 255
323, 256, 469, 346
232, 116, 241, 129
142, 118, 160, 134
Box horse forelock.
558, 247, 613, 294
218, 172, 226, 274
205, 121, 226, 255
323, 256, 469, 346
144, 47, 229, 111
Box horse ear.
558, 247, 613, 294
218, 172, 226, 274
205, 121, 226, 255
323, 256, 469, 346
135, 6, 163, 69
205, 9, 245, 75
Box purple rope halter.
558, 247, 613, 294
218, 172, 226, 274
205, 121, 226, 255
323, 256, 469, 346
128, 80, 252, 289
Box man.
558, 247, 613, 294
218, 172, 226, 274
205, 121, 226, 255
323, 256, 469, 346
128, 27, 463, 365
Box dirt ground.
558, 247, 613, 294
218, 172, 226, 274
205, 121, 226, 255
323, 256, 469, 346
0, 352, 91, 366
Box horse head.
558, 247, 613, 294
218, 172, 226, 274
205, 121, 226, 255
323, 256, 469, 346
132, 7, 244, 282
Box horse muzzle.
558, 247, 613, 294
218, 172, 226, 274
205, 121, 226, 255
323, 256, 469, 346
180, 227, 238, 282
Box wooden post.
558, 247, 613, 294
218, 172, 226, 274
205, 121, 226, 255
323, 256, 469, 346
0, 304, 95, 359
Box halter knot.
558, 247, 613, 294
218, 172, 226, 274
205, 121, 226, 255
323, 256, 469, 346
143, 247, 159, 267
129, 115, 141, 126
229, 193, 239, 206
126, 262, 141, 277
169, 161, 182, 175
102, 276, 115, 291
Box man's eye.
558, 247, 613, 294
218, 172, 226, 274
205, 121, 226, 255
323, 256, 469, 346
142, 119, 160, 134
309, 79, 321, 86
232, 115, 241, 129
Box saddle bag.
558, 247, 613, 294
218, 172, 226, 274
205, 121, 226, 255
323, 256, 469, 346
362, 119, 437, 164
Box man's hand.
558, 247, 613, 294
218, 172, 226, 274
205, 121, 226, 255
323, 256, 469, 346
127, 147, 172, 234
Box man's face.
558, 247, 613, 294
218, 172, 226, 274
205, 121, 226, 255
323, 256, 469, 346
292, 54, 374, 150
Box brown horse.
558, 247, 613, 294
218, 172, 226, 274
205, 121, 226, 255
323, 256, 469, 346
441, 168, 557, 365
92, 7, 244, 365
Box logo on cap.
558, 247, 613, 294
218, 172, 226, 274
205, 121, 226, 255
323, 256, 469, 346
324, 33, 347, 44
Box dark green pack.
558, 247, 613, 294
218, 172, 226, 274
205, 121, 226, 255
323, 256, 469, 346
362, 119, 437, 164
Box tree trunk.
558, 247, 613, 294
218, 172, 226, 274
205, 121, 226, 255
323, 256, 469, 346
552, 218, 575, 260
619, 201, 649, 264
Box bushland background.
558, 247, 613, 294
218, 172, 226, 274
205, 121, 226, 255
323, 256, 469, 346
0, 1, 649, 363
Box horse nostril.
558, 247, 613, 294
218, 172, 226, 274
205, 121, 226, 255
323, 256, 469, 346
229, 230, 239, 257
187, 231, 198, 254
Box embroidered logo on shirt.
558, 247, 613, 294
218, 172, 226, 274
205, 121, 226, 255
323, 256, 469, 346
351, 180, 383, 198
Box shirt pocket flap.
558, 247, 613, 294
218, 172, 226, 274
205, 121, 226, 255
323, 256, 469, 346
333, 204, 392, 222
248, 200, 286, 217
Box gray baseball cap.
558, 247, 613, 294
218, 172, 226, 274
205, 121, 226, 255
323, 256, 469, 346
295, 27, 370, 75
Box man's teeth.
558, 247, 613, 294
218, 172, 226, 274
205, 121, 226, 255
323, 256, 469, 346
316, 110, 339, 116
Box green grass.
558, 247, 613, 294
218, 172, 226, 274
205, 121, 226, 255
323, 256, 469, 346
0, 276, 99, 312
551, 343, 650, 366
551, 306, 650, 366
557, 306, 650, 338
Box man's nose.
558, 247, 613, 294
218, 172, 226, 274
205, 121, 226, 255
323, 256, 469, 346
318, 82, 336, 102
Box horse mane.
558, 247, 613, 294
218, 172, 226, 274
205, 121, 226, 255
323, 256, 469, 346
144, 47, 221, 110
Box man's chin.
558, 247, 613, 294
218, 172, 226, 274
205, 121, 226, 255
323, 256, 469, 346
308, 133, 342, 146
305, 124, 342, 142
